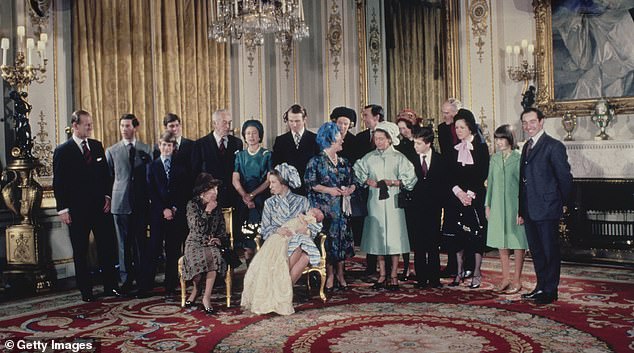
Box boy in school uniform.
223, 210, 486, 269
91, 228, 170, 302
411, 127, 449, 289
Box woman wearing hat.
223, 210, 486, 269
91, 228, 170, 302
446, 108, 490, 289
330, 106, 358, 162
232, 119, 272, 262
305, 121, 356, 292
241, 163, 323, 314
353, 121, 417, 290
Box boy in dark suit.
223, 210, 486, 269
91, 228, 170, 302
138, 132, 188, 298
52, 110, 120, 302
411, 127, 448, 289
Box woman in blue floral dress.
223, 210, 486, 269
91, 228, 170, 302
305, 122, 356, 291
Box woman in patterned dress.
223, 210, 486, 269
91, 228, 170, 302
182, 173, 227, 314
305, 122, 356, 291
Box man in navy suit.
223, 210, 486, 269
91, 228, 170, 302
411, 127, 448, 289
139, 132, 188, 298
154, 113, 195, 199
192, 109, 243, 208
519, 108, 572, 305
53, 110, 120, 302
272, 104, 319, 195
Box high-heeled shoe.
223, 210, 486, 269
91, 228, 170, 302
493, 281, 511, 293
387, 277, 399, 291
448, 273, 465, 287
371, 277, 386, 290
505, 283, 522, 294
468, 275, 482, 289
335, 278, 349, 291
203, 306, 215, 314
184, 299, 196, 308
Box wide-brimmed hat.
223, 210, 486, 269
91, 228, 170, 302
329, 106, 357, 127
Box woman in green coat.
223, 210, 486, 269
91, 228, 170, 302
485, 125, 528, 294
354, 121, 417, 291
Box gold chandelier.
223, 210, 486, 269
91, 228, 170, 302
209, 0, 309, 48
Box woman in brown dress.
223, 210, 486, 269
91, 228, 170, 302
182, 173, 227, 314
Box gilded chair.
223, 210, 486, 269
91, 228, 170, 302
254, 232, 328, 303
178, 207, 234, 308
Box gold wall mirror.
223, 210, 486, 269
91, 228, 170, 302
534, 0, 634, 116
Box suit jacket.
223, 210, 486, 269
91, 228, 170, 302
147, 157, 188, 215
353, 129, 375, 162
272, 130, 319, 180
192, 133, 243, 206
154, 137, 195, 197
412, 151, 448, 209
437, 122, 457, 156
447, 141, 490, 208
519, 133, 572, 221
106, 140, 152, 214
53, 138, 112, 213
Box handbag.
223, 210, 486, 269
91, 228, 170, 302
219, 245, 242, 268
457, 206, 485, 237
397, 188, 414, 209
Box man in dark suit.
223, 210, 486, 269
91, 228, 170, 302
438, 98, 461, 155
139, 131, 189, 298
353, 104, 384, 279
53, 110, 120, 302
272, 104, 319, 195
519, 108, 572, 305
411, 127, 448, 289
192, 109, 243, 208
105, 114, 152, 293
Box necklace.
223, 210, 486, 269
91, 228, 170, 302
326, 151, 338, 166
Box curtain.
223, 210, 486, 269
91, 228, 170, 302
73, 0, 229, 147
385, 0, 447, 124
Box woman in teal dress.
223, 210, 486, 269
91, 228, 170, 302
353, 121, 417, 290
232, 120, 272, 262
485, 124, 528, 294
305, 122, 356, 291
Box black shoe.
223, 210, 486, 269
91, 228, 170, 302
203, 306, 215, 314
521, 289, 543, 299
463, 270, 473, 279
414, 282, 429, 289
429, 282, 443, 289
81, 293, 96, 302
184, 300, 196, 308
135, 290, 153, 299
371, 277, 386, 290
103, 288, 122, 298
534, 293, 557, 305
120, 281, 134, 294
397, 271, 409, 281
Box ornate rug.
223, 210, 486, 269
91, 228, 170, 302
0, 256, 632, 352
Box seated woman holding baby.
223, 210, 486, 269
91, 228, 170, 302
241, 163, 324, 315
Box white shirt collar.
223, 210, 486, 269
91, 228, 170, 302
292, 128, 305, 138
72, 135, 88, 150
530, 129, 546, 146
213, 131, 226, 145
160, 155, 171, 163
122, 138, 136, 146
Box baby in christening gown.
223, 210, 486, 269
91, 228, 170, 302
241, 208, 324, 315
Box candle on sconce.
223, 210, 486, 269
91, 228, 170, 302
505, 45, 512, 66
40, 33, 48, 44
513, 45, 520, 66
521, 39, 528, 49
527, 44, 535, 66
37, 40, 46, 63
281, 0, 286, 13
17, 26, 25, 40
1, 37, 9, 66
26, 38, 35, 66
299, 0, 304, 20
234, 0, 238, 15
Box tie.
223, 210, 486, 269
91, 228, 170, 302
164, 158, 171, 179
128, 143, 136, 169
81, 140, 92, 164
525, 138, 534, 159
174, 141, 179, 152
218, 137, 226, 155
370, 130, 375, 147
294, 133, 301, 148
421, 155, 428, 177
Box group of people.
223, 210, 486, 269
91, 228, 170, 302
52, 99, 571, 314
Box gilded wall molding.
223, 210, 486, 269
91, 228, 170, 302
356, 0, 368, 108
469, 0, 488, 63
327, 0, 343, 78
32, 110, 53, 177
368, 8, 381, 85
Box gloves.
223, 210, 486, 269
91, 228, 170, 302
377, 180, 389, 200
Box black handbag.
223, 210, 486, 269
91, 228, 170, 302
457, 207, 485, 237
397, 188, 414, 208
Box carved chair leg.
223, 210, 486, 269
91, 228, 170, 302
318, 269, 327, 303
178, 257, 186, 308
225, 265, 232, 308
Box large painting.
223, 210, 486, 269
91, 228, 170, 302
534, 0, 634, 116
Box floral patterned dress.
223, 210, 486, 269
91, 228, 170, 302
181, 199, 227, 281
304, 152, 355, 262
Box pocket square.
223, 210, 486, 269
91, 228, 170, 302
96, 157, 103, 162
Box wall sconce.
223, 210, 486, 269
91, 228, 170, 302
505, 39, 536, 93
1, 26, 48, 91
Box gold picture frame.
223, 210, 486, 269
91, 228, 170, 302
533, 0, 634, 117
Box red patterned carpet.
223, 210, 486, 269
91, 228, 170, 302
0, 256, 632, 352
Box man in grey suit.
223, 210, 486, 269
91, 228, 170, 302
519, 108, 572, 305
106, 114, 152, 293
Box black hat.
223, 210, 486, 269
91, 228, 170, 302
329, 106, 357, 127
